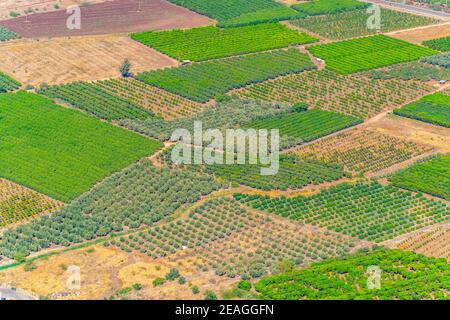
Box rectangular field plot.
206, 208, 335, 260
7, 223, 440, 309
0, 34, 177, 86
132, 24, 317, 62
388, 154, 450, 200
292, 0, 369, 16
93, 78, 207, 120
244, 109, 362, 148
292, 128, 434, 174
235, 181, 450, 242
137, 49, 316, 103
0, 91, 162, 202
107, 197, 368, 278
423, 36, 450, 52
233, 69, 435, 119
0, 72, 20, 93
394, 93, 450, 128
39, 82, 155, 121
308, 35, 438, 74
255, 249, 450, 300
290, 8, 437, 40
0, 179, 63, 228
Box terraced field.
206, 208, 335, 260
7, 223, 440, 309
233, 69, 433, 119
292, 128, 434, 173
235, 181, 450, 242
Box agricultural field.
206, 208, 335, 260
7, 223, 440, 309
389, 23, 450, 44
131, 24, 317, 62
136, 49, 316, 103
120, 99, 293, 141
384, 223, 449, 260
0, 25, 18, 41
388, 154, 450, 200
38, 82, 155, 121
0, 179, 63, 228
93, 78, 206, 120
235, 181, 450, 242
255, 249, 450, 300
292, 0, 369, 16
0, 91, 161, 202
107, 197, 369, 279
307, 35, 438, 74
292, 128, 434, 174
0, 72, 20, 92
423, 36, 450, 51
0, 34, 177, 86
0, 0, 214, 38
244, 109, 362, 148
0, 160, 224, 259
394, 92, 450, 127
367, 61, 450, 82
289, 8, 437, 40
233, 69, 434, 119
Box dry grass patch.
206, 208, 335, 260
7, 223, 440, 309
0, 34, 177, 86
389, 23, 450, 45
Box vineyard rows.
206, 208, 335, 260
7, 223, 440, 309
235, 181, 449, 242
388, 154, 450, 200
0, 25, 18, 42
292, 0, 369, 16
292, 128, 434, 173
308, 35, 438, 74
136, 48, 316, 103
132, 24, 317, 62
367, 61, 449, 82
0, 72, 20, 93
0, 179, 63, 228
423, 36, 450, 52
233, 69, 433, 119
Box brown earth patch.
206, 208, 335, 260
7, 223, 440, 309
0, 34, 177, 86
0, 0, 214, 38
388, 22, 450, 44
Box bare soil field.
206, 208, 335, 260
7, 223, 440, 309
0, 245, 238, 300
0, 0, 105, 21
0, 0, 214, 38
388, 22, 450, 44
383, 223, 449, 260
0, 34, 177, 86
366, 113, 450, 153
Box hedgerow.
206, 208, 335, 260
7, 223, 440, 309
132, 24, 317, 62
255, 249, 450, 300
136, 49, 316, 103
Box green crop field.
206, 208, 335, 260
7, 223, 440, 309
289, 8, 437, 40
389, 154, 450, 200
423, 36, 450, 52
0, 91, 162, 202
367, 61, 450, 82
308, 35, 438, 74
0, 72, 20, 93
39, 82, 154, 121
131, 24, 317, 62
167, 0, 285, 21
136, 49, 316, 103
244, 109, 362, 148
421, 52, 450, 69
256, 249, 450, 300
394, 93, 450, 127
235, 181, 449, 242
0, 25, 18, 42
292, 0, 369, 16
